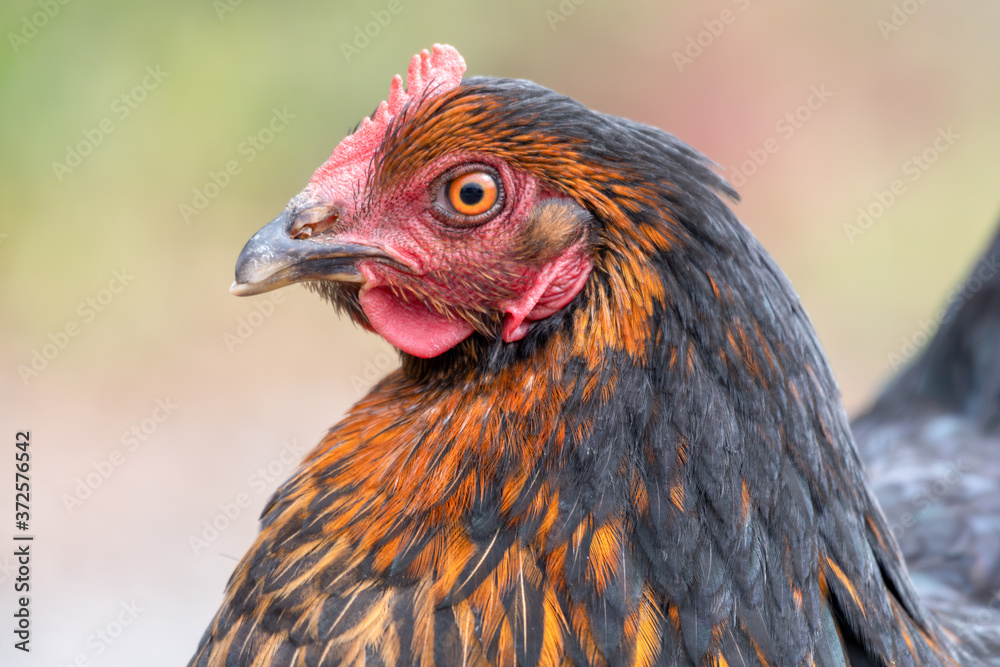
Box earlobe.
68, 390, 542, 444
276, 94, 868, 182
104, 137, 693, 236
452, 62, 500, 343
500, 247, 593, 343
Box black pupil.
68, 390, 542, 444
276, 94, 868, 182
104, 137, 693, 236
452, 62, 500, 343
459, 182, 486, 206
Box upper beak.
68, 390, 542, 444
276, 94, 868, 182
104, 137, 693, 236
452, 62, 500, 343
230, 208, 388, 297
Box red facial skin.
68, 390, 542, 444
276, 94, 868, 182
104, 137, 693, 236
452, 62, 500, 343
302, 151, 592, 358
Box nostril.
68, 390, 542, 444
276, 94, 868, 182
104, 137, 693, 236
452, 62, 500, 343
290, 222, 315, 240
289, 205, 340, 240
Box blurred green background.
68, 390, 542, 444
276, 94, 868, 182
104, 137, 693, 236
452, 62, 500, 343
2, 1, 999, 664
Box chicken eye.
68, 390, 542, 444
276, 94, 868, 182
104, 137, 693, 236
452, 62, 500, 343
448, 172, 497, 216
432, 166, 504, 227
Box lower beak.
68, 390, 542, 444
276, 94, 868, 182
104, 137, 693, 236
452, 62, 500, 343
230, 209, 387, 296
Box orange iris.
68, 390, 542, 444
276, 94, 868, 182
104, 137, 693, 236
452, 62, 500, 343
447, 171, 498, 216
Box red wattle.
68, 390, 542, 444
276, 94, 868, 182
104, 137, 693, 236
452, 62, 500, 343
359, 286, 475, 358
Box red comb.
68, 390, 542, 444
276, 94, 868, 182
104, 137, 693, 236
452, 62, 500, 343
306, 44, 466, 199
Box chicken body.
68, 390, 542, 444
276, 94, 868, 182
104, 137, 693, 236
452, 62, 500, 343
191, 45, 999, 666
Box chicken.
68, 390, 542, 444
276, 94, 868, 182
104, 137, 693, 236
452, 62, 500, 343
851, 226, 1000, 660
190, 44, 999, 666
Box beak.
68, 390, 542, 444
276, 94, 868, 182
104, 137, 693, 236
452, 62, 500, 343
230, 208, 388, 297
